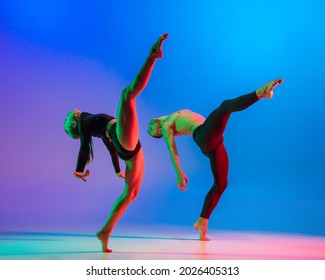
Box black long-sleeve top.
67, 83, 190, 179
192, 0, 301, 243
76, 112, 121, 174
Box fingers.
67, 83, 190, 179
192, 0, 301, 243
80, 177, 87, 182
76, 174, 87, 182
178, 185, 187, 191
74, 171, 88, 182
177, 182, 187, 191
118, 172, 126, 179
116, 172, 125, 179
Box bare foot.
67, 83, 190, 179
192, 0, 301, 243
256, 78, 284, 99
151, 33, 168, 58
194, 218, 211, 241
96, 231, 112, 253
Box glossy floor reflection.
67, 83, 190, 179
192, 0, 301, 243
1, 226, 325, 260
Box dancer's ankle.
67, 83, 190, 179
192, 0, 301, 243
97, 230, 109, 240
97, 231, 112, 253
198, 217, 209, 224
194, 217, 210, 241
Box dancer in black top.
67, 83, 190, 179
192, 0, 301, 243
147, 78, 284, 241
73, 112, 123, 178
65, 112, 141, 179
64, 33, 168, 252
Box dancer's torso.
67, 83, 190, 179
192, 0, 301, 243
173, 109, 205, 136
79, 112, 115, 138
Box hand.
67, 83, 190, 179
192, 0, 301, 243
116, 172, 125, 179
74, 169, 90, 182
176, 172, 189, 191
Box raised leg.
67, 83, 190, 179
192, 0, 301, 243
116, 33, 168, 151
195, 92, 259, 152
97, 149, 145, 252
195, 78, 284, 152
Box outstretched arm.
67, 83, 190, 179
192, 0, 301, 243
102, 138, 125, 179
161, 114, 189, 191
75, 118, 92, 182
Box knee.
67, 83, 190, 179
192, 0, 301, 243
219, 100, 231, 112
212, 181, 228, 194
126, 188, 140, 202
121, 87, 131, 100
122, 86, 137, 100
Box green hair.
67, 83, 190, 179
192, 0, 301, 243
64, 112, 94, 164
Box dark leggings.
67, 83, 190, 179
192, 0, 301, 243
193, 91, 259, 219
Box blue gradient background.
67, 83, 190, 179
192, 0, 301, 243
0, 0, 324, 236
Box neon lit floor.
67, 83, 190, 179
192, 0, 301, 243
1, 226, 325, 260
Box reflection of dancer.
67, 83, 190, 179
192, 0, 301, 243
147, 79, 284, 241
64, 33, 168, 252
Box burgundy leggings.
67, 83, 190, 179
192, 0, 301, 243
193, 92, 259, 219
